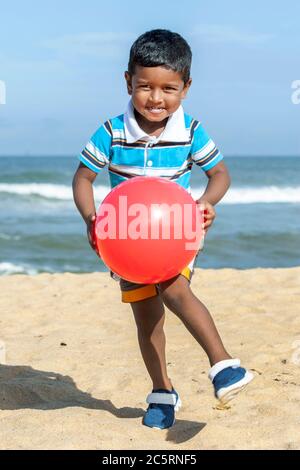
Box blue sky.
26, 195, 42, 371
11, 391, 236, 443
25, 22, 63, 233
0, 0, 299, 156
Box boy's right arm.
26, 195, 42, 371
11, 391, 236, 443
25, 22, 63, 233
72, 162, 99, 255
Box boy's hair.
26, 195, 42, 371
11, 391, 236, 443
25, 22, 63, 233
128, 29, 192, 84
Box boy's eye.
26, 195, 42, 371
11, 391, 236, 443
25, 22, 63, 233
165, 87, 177, 91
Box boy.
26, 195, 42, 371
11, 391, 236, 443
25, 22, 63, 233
72, 29, 253, 430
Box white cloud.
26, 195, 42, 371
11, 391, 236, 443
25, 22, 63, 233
191, 25, 274, 45
43, 32, 136, 59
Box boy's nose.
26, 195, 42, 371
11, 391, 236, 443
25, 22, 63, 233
149, 89, 163, 104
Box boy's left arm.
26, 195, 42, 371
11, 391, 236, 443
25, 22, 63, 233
196, 160, 231, 234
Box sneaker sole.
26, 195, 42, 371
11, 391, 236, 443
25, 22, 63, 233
217, 371, 254, 404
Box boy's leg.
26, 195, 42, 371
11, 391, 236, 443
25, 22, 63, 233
158, 274, 231, 367
119, 278, 181, 429
130, 295, 173, 391
158, 274, 253, 403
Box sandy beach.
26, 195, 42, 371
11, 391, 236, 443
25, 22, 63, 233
1, 267, 300, 450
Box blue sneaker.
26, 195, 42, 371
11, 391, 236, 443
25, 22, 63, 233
143, 388, 181, 429
209, 359, 254, 404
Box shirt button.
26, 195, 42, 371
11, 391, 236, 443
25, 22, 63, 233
147, 160, 153, 167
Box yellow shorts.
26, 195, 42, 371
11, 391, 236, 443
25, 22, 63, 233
111, 251, 201, 303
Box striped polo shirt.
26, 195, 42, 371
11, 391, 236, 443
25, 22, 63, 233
79, 100, 223, 192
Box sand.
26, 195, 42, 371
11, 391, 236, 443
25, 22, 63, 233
0, 267, 300, 450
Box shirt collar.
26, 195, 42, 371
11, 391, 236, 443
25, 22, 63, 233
124, 99, 190, 143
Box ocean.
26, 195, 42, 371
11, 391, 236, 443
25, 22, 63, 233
0, 156, 299, 275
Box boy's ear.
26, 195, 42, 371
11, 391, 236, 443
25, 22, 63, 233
181, 78, 192, 99
124, 71, 133, 95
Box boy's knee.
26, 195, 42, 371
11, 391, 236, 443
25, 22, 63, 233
131, 297, 165, 337
160, 290, 186, 312
135, 317, 165, 339
159, 276, 192, 312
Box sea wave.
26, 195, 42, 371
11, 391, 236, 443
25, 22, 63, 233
0, 233, 21, 241
1, 183, 300, 204
0, 262, 38, 275
0, 183, 110, 202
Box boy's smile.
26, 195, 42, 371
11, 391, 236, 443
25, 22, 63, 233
125, 65, 191, 135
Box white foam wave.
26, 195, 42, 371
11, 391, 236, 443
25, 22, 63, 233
0, 233, 21, 241
0, 183, 109, 203
225, 186, 300, 204
0, 183, 300, 204
0, 262, 37, 275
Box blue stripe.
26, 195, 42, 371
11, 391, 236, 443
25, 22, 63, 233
90, 124, 112, 161
175, 171, 192, 190
108, 170, 129, 187
191, 123, 211, 154
111, 146, 191, 168
201, 153, 223, 171
79, 112, 224, 185
78, 154, 103, 173
81, 148, 106, 166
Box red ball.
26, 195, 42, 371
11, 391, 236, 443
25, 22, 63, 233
95, 177, 203, 284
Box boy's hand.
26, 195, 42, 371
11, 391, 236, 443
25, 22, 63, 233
87, 214, 101, 258
196, 199, 216, 235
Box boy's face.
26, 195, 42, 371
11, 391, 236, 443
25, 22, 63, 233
125, 65, 191, 124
